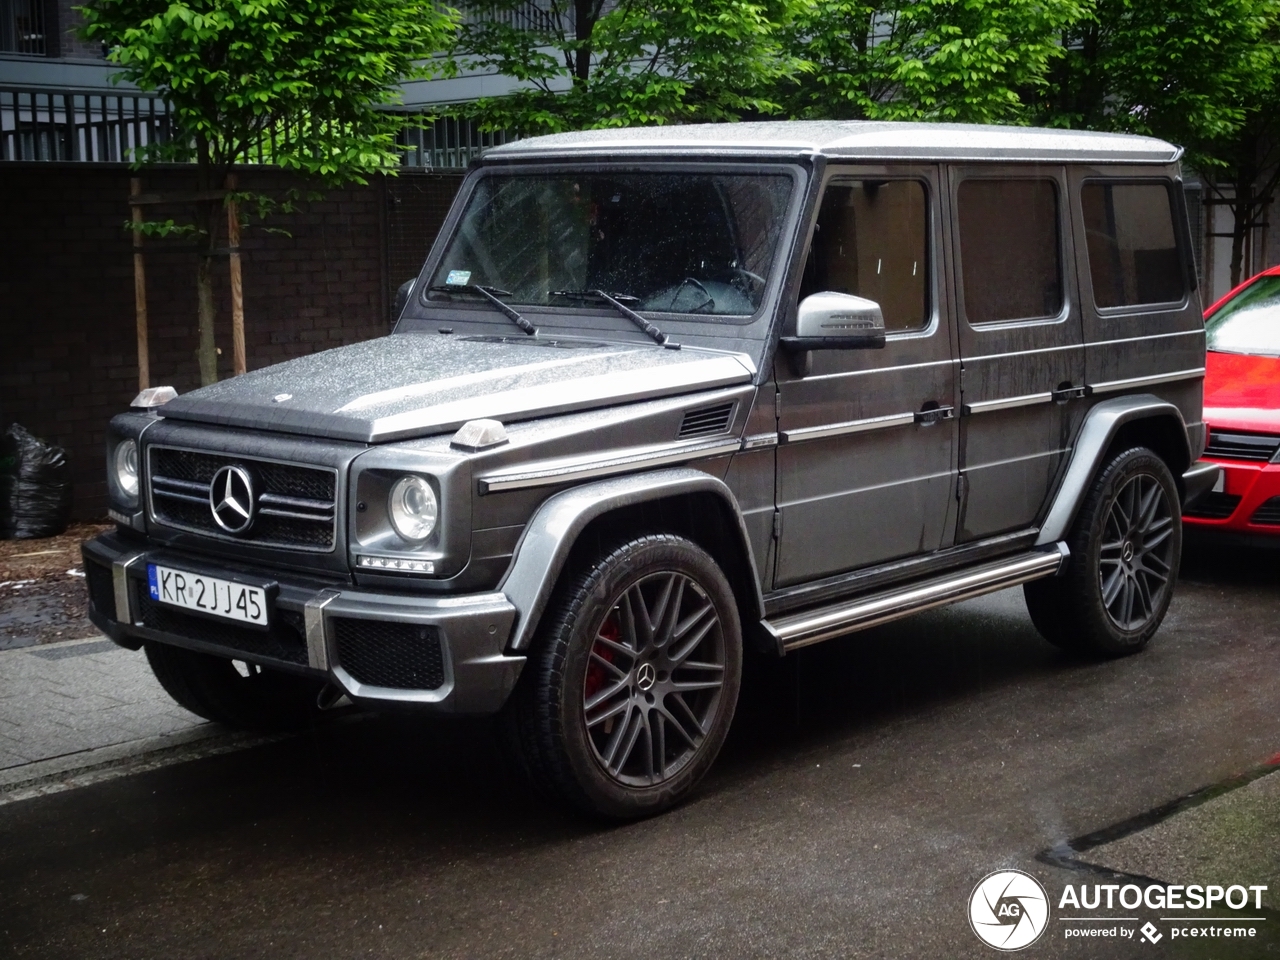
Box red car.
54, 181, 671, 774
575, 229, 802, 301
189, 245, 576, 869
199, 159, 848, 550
1184, 264, 1280, 541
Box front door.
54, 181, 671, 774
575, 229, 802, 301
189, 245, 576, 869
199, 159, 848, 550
774, 166, 959, 588
948, 166, 1087, 541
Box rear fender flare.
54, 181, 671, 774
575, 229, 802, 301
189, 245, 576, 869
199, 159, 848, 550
1036, 395, 1190, 546
499, 467, 763, 652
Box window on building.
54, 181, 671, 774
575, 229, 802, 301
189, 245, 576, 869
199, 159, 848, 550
1082, 182, 1184, 308
958, 179, 1062, 324
800, 179, 929, 332
0, 0, 47, 55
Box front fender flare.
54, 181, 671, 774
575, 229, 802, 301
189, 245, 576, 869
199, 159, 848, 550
499, 467, 764, 652
1035, 395, 1190, 546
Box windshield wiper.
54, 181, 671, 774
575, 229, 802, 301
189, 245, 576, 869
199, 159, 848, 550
429, 283, 537, 336
550, 289, 680, 349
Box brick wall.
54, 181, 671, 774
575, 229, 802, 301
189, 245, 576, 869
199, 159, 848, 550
0, 164, 462, 522
50, 0, 102, 59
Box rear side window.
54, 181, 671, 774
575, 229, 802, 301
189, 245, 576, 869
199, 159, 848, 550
958, 179, 1063, 324
1081, 182, 1184, 308
800, 179, 929, 332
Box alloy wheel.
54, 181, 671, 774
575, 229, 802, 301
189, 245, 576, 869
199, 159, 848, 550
1098, 472, 1175, 630
582, 571, 726, 787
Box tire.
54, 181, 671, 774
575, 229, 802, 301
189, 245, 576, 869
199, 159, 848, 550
1025, 446, 1181, 657
145, 641, 323, 730
503, 534, 743, 820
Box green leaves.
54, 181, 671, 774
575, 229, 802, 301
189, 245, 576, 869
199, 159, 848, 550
449, 0, 807, 134
81, 0, 458, 181
775, 0, 1085, 124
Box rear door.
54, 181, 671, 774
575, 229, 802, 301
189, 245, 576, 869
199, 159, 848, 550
949, 166, 1087, 540
774, 165, 959, 587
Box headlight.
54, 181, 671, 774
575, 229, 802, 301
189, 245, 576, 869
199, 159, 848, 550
388, 475, 438, 542
114, 439, 139, 501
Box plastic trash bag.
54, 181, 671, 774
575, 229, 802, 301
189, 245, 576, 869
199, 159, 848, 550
0, 423, 72, 540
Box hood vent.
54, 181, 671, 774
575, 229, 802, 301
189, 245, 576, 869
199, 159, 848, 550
678, 401, 736, 439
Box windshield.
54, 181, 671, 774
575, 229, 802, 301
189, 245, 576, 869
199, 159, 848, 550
1207, 274, 1280, 357
428, 171, 795, 317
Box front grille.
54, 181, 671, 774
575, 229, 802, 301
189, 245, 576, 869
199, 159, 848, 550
85, 559, 115, 620
1184, 492, 1241, 520
333, 618, 445, 690
1204, 430, 1280, 462
678, 402, 736, 439
1251, 496, 1280, 525
148, 446, 337, 551
137, 593, 309, 665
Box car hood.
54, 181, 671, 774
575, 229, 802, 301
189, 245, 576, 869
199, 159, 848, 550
159, 333, 757, 443
1204, 350, 1280, 434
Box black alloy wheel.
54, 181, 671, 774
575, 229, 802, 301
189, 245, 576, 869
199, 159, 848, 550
504, 534, 743, 820
1097, 471, 1176, 630
582, 569, 728, 786
1024, 446, 1182, 656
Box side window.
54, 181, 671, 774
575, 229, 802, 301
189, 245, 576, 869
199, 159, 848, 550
958, 179, 1062, 324
800, 179, 928, 332
1081, 182, 1184, 308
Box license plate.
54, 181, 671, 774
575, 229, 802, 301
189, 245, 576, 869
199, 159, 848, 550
147, 564, 269, 626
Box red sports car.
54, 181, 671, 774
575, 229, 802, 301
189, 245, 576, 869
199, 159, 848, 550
1184, 264, 1280, 541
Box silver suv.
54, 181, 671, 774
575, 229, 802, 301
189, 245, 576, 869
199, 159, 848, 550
85, 122, 1218, 819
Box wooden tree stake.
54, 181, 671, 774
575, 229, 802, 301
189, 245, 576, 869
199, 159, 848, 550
130, 177, 150, 391
226, 173, 246, 376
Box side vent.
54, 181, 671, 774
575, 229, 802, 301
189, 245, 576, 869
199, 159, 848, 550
678, 401, 736, 439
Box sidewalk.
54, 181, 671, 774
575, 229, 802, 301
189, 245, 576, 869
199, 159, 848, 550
0, 635, 276, 804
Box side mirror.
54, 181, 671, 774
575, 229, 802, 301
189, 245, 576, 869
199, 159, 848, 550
781, 292, 886, 351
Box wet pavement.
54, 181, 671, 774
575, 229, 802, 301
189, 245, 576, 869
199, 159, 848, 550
0, 539, 1277, 959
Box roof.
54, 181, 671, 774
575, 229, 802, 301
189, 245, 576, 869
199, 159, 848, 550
484, 121, 1181, 165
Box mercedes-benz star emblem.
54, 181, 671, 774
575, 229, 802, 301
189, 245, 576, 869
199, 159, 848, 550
209, 465, 256, 534
636, 662, 657, 691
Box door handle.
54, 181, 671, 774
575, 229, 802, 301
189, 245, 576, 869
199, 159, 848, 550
1052, 384, 1088, 403
914, 405, 955, 425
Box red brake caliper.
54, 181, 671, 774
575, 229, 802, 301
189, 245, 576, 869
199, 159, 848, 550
584, 612, 620, 701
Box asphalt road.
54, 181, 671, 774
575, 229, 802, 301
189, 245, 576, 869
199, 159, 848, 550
2, 538, 1278, 959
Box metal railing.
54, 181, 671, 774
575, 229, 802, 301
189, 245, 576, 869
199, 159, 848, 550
2, 86, 512, 169
1, 86, 173, 161
0, 0, 45, 55
460, 0, 562, 33
398, 115, 514, 170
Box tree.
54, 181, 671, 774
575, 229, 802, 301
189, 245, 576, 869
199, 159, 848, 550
773, 0, 1085, 124
81, 0, 458, 384
1035, 0, 1280, 287
446, 0, 805, 134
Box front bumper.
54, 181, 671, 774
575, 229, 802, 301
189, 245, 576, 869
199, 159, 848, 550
82, 533, 524, 715
1183, 458, 1280, 537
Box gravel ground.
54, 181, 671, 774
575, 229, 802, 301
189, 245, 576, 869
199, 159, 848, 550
0, 523, 111, 650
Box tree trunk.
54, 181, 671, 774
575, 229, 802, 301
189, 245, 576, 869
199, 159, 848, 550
196, 253, 219, 386
1229, 180, 1254, 290
193, 141, 221, 386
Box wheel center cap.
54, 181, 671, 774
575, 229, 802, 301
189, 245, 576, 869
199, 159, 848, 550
636, 662, 657, 691
1122, 541, 1135, 562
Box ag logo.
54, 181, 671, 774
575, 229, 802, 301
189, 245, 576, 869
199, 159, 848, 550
968, 870, 1050, 951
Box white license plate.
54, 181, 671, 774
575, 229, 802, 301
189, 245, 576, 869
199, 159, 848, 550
147, 564, 269, 626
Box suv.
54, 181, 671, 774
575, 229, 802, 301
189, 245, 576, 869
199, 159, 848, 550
85, 121, 1218, 819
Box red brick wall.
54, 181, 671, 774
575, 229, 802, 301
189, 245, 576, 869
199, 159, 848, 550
0, 164, 462, 521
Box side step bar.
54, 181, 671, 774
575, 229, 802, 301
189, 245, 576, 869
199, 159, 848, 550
762, 544, 1069, 653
